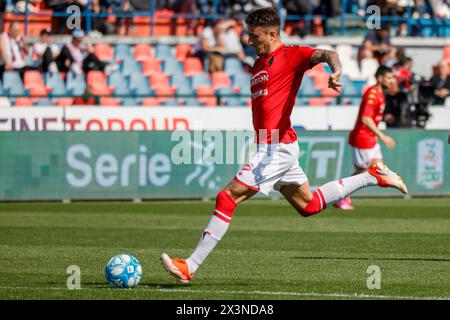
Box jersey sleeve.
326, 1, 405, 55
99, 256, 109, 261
287, 46, 317, 73
361, 88, 379, 118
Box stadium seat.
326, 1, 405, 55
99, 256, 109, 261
211, 71, 232, 90
149, 73, 172, 89
100, 97, 121, 106
163, 58, 184, 75
3, 71, 28, 96
444, 46, 450, 61
24, 70, 52, 96
129, 73, 154, 101
66, 71, 86, 96
142, 97, 160, 106
155, 44, 172, 61
33, 98, 52, 106
218, 87, 241, 106
196, 85, 217, 107
175, 44, 192, 61
183, 57, 204, 76
14, 97, 33, 106
134, 44, 154, 62
224, 57, 243, 74
87, 71, 115, 95
94, 44, 115, 62
121, 56, 142, 77
115, 44, 133, 61
108, 72, 132, 103
232, 72, 251, 95
141, 59, 163, 76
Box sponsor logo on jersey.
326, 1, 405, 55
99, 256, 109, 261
251, 70, 269, 87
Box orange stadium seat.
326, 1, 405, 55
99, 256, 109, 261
87, 71, 115, 95
211, 71, 232, 90
175, 44, 192, 61
14, 97, 33, 106
183, 57, 204, 76
141, 60, 163, 76
24, 70, 51, 96
134, 44, 154, 62
100, 97, 121, 106
142, 97, 160, 106
94, 44, 115, 62
443, 46, 450, 61
196, 85, 217, 107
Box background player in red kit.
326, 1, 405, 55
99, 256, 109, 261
161, 8, 407, 284
334, 66, 397, 210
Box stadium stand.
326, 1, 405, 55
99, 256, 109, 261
0, 1, 448, 109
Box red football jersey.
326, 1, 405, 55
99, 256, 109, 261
349, 85, 386, 149
250, 44, 316, 144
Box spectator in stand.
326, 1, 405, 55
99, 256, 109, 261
55, 29, 117, 74
0, 1, 5, 32
393, 57, 413, 91
13, 0, 42, 12
32, 28, 60, 73
193, 20, 226, 73
359, 27, 395, 65
0, 21, 39, 79
221, 20, 245, 61
46, 0, 88, 34
240, 30, 257, 68
92, 0, 134, 35
429, 60, 450, 105
384, 80, 405, 128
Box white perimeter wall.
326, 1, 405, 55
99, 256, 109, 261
0, 106, 449, 131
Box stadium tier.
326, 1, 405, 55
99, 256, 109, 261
0, 42, 448, 107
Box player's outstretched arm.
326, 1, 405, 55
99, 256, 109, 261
361, 116, 396, 149
310, 49, 343, 93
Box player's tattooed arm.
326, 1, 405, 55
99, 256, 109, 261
310, 49, 343, 93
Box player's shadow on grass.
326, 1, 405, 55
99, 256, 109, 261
292, 256, 450, 262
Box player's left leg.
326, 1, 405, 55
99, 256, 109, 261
281, 162, 407, 217
335, 144, 383, 210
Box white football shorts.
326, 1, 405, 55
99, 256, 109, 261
351, 143, 383, 169
234, 142, 308, 195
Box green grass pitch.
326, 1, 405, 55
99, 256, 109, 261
0, 198, 449, 300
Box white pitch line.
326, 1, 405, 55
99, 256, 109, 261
0, 286, 449, 300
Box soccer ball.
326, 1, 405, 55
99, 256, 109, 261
105, 254, 142, 289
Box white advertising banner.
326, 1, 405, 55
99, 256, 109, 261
0, 106, 448, 131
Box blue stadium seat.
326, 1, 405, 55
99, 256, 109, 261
155, 44, 173, 61
182, 98, 200, 106
224, 57, 243, 74
109, 71, 130, 95
45, 72, 70, 96
232, 72, 251, 95
190, 73, 210, 89
129, 73, 154, 104
121, 56, 141, 77
163, 58, 184, 75
217, 87, 240, 106
115, 44, 133, 61
299, 75, 320, 96
3, 71, 27, 96
33, 99, 52, 106
66, 71, 86, 96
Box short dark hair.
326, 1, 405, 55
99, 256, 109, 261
245, 7, 280, 30
375, 65, 392, 78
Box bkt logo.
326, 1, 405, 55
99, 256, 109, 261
298, 137, 345, 188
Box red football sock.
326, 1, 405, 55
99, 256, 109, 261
301, 189, 326, 217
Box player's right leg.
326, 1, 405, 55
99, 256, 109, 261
161, 178, 257, 284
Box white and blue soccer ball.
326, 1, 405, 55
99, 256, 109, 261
105, 254, 142, 289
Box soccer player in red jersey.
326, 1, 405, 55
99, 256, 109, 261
161, 8, 407, 284
334, 66, 397, 210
